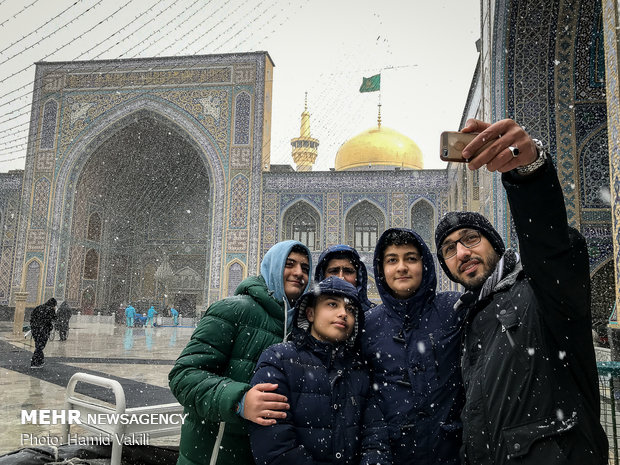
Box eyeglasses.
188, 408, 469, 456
439, 230, 482, 259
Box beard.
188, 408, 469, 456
457, 250, 501, 291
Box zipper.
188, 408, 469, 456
209, 422, 226, 465
428, 332, 440, 374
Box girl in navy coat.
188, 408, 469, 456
249, 277, 391, 465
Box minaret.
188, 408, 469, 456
291, 93, 319, 171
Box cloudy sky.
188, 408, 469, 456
0, 0, 480, 172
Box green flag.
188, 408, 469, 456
359, 74, 381, 93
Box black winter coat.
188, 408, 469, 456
362, 228, 464, 465
29, 299, 56, 335
456, 158, 608, 464
55, 301, 71, 331
250, 296, 391, 465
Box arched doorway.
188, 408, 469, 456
65, 113, 212, 314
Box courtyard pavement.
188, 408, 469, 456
0, 319, 195, 457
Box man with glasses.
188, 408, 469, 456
435, 118, 607, 465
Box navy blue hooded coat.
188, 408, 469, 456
250, 277, 391, 465
361, 228, 464, 465
314, 244, 375, 312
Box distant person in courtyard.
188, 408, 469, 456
29, 298, 57, 368
435, 118, 608, 464
124, 303, 137, 327
314, 244, 375, 312
146, 305, 158, 327
170, 306, 179, 325
55, 301, 72, 341
249, 277, 391, 465
169, 240, 311, 465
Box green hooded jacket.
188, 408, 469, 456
169, 240, 311, 465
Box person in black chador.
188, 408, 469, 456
29, 298, 57, 368
55, 301, 72, 341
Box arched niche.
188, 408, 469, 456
282, 201, 321, 251
345, 200, 386, 252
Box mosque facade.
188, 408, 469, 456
0, 0, 618, 329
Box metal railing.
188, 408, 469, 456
598, 362, 620, 465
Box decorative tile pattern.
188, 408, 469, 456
233, 91, 251, 145
326, 193, 340, 246
574, 0, 606, 98
40, 99, 58, 149
602, 0, 620, 312
280, 194, 323, 214
228, 175, 249, 229
261, 193, 278, 254
0, 191, 19, 303
580, 126, 610, 208
27, 230, 46, 251
30, 177, 50, 230
64, 67, 232, 89
25, 259, 41, 304
42, 73, 65, 92
226, 230, 248, 253
35, 150, 55, 172
391, 193, 406, 228
234, 65, 256, 84
583, 224, 614, 270
230, 147, 251, 169
343, 194, 388, 217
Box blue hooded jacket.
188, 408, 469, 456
361, 228, 464, 465
147, 306, 157, 318
260, 239, 312, 331
250, 277, 391, 465
314, 244, 375, 312
124, 305, 137, 318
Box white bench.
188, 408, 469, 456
62, 372, 184, 465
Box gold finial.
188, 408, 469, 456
377, 103, 382, 128
304, 91, 308, 111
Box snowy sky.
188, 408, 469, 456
0, 0, 480, 172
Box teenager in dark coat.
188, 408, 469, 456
362, 228, 464, 464
29, 298, 57, 368
250, 277, 391, 465
314, 244, 375, 312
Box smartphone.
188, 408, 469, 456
440, 131, 479, 162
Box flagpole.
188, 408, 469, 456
378, 71, 382, 128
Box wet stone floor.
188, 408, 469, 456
0, 320, 196, 458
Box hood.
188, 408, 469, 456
235, 275, 286, 322
259, 240, 312, 327
291, 276, 364, 348
45, 298, 57, 308
314, 244, 372, 310
373, 227, 436, 316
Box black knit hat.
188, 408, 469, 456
435, 211, 505, 280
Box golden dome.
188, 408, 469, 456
334, 125, 423, 171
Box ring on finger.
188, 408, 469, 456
508, 146, 520, 158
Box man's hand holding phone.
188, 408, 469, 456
441, 119, 539, 172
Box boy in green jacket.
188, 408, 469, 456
169, 240, 311, 465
